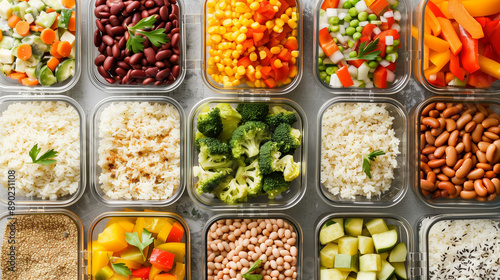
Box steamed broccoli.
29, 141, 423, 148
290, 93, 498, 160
235, 158, 263, 195
262, 172, 290, 199
197, 107, 223, 138
266, 106, 298, 127
236, 103, 269, 123
230, 121, 271, 158
216, 176, 248, 204
272, 123, 301, 154
215, 103, 242, 142
276, 155, 301, 182
196, 137, 234, 171
258, 141, 282, 175
193, 166, 230, 195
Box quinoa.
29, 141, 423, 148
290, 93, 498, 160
0, 214, 79, 280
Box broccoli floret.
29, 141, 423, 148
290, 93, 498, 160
230, 121, 271, 158
262, 172, 290, 199
272, 123, 301, 154
216, 176, 248, 204
197, 137, 233, 171
215, 103, 242, 142
197, 107, 223, 138
193, 166, 230, 194
235, 158, 263, 195
276, 155, 301, 182
258, 141, 282, 175
266, 106, 298, 127
236, 103, 269, 123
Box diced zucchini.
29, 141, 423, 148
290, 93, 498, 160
25, 67, 36, 79
0, 48, 13, 64
359, 254, 381, 272
365, 219, 389, 235
361, 227, 371, 237
356, 271, 376, 280
28, 0, 46, 11
55, 58, 75, 82
0, 36, 15, 49
321, 268, 348, 280
345, 218, 363, 237
388, 243, 407, 263
338, 236, 358, 256
376, 260, 395, 280
358, 236, 374, 254
1, 64, 12, 75
58, 9, 72, 29
0, 0, 12, 20
379, 252, 389, 260
37, 65, 57, 86
334, 254, 359, 272
387, 225, 398, 231
35, 11, 57, 28
42, 0, 63, 10
392, 262, 407, 280
372, 229, 398, 253
321, 243, 339, 268
320, 220, 345, 245
389, 276, 397, 280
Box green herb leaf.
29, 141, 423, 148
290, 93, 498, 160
126, 16, 169, 53
137, 29, 170, 47
29, 144, 58, 165
107, 254, 132, 277
242, 259, 263, 280
126, 32, 146, 54
125, 229, 154, 261
352, 38, 382, 61
362, 150, 386, 179
324, 220, 336, 228
128, 16, 157, 32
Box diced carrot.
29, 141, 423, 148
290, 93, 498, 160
57, 41, 72, 57
0, 32, 2, 41
68, 11, 76, 32
47, 57, 60, 72
30, 25, 44, 32
15, 21, 30, 37
9, 72, 27, 80
41, 29, 56, 44
21, 78, 39, 86
46, 8, 56, 13
448, 0, 484, 39
16, 44, 32, 61
437, 17, 462, 54
445, 72, 455, 84
50, 41, 64, 58
7, 15, 21, 28
50, 13, 59, 30
62, 0, 76, 8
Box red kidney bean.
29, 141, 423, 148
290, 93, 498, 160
95, 54, 106, 66
171, 33, 180, 48
115, 67, 127, 77
129, 53, 143, 65
103, 56, 115, 71
96, 19, 105, 33
98, 66, 111, 79
169, 54, 179, 64
156, 68, 170, 80
145, 67, 159, 77
102, 35, 114, 46
172, 65, 180, 78
96, 0, 106, 6
160, 6, 168, 20
126, 1, 140, 13
118, 37, 127, 49
143, 77, 155, 85
110, 2, 126, 14
105, 24, 113, 36
156, 50, 171, 61
112, 45, 120, 58
164, 22, 172, 33
144, 47, 156, 64
145, 0, 155, 8
94, 30, 102, 47
131, 70, 146, 78
111, 26, 125, 35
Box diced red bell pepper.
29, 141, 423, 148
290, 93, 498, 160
449, 53, 467, 81
132, 267, 151, 279
468, 71, 496, 88
336, 66, 354, 87
261, 66, 274, 79
277, 49, 292, 62
373, 65, 388, 88
362, 24, 377, 37
246, 72, 257, 82
369, 0, 390, 16
458, 25, 480, 74
426, 1, 446, 18
271, 25, 292, 41
321, 0, 340, 10
237, 57, 252, 68
318, 27, 340, 57
475, 17, 491, 28
276, 0, 290, 17
264, 77, 278, 88
386, 62, 397, 72
267, 37, 281, 48
485, 19, 500, 38
428, 71, 445, 87
260, 47, 273, 66
273, 62, 290, 81
241, 39, 254, 51
149, 249, 175, 271
489, 23, 500, 57
254, 12, 268, 24
374, 29, 399, 57
166, 222, 184, 243
348, 59, 366, 68
254, 29, 270, 47
247, 25, 266, 38
284, 0, 296, 7
257, 2, 277, 19
284, 37, 298, 51
484, 44, 500, 63
380, 15, 394, 30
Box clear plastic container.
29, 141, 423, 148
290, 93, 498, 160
315, 212, 414, 280
414, 0, 500, 94
417, 213, 500, 279
0, 0, 82, 93
0, 209, 85, 279
0, 95, 86, 207
412, 96, 500, 208
187, 97, 308, 211
313, 0, 412, 94
90, 96, 186, 207
88, 211, 191, 280
202, 213, 303, 280
202, 0, 304, 95
87, 0, 186, 93
316, 97, 409, 207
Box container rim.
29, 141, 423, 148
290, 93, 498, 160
316, 96, 409, 207
0, 95, 87, 207
89, 96, 186, 207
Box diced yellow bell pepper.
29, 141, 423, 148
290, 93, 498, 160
98, 223, 129, 252
108, 273, 129, 280
120, 247, 148, 265
157, 223, 173, 243
155, 243, 186, 263
428, 49, 451, 74
92, 241, 107, 252
114, 258, 142, 270
154, 239, 164, 248
106, 217, 135, 232
134, 218, 146, 239
174, 262, 186, 280
95, 266, 114, 280
143, 218, 170, 234
92, 251, 113, 275
149, 265, 163, 280
130, 278, 142, 280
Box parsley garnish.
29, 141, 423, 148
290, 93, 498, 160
29, 144, 58, 165
126, 16, 169, 53
349, 38, 381, 61
107, 254, 132, 277
242, 259, 263, 280
324, 220, 336, 227
125, 229, 154, 261
362, 150, 386, 179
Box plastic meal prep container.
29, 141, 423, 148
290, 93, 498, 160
412, 96, 500, 208
414, 0, 500, 95
202, 0, 304, 95
187, 97, 308, 211
0, 95, 86, 208
202, 213, 303, 280
88, 0, 186, 93
312, 0, 412, 94
88, 211, 191, 280
0, 0, 82, 93
315, 212, 415, 280
90, 96, 186, 207
316, 97, 409, 207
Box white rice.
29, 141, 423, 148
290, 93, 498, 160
98, 102, 181, 200
0, 101, 80, 199
428, 219, 500, 279
321, 103, 400, 199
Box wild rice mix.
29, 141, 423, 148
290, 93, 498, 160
428, 219, 500, 279
0, 214, 78, 280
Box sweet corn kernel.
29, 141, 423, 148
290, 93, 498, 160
234, 73, 241, 79
291, 29, 298, 37
217, 63, 225, 72
255, 71, 262, 79
232, 50, 240, 59
275, 18, 285, 27
249, 52, 258, 61
207, 67, 214, 74
236, 44, 243, 52
247, 65, 255, 74
270, 0, 278, 5
244, 12, 253, 18
255, 79, 262, 87
287, 19, 297, 29
273, 25, 283, 33
270, 47, 281, 54
291, 12, 298, 21
232, 79, 241, 86
273, 6, 279, 12
291, 50, 299, 58
215, 10, 224, 18
218, 1, 227, 9
224, 81, 232, 87
236, 33, 246, 43
224, 10, 232, 17
250, 2, 260, 11
223, 18, 233, 26
283, 77, 292, 84
266, 20, 275, 29
291, 57, 296, 64
246, 81, 255, 87
210, 34, 222, 44
259, 51, 267, 60
248, 46, 256, 53
240, 26, 248, 33
242, 18, 251, 27
207, 26, 216, 34
250, 22, 260, 29
224, 58, 232, 65
280, 14, 290, 22
289, 66, 297, 77
224, 66, 234, 76
237, 66, 246, 75
207, 0, 216, 8
285, 7, 293, 16
256, 65, 263, 71
214, 56, 221, 62
274, 59, 283, 68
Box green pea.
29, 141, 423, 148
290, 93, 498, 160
390, 1, 399, 10
319, 71, 327, 80
386, 46, 394, 54
358, 12, 368, 22
368, 61, 379, 68
332, 66, 339, 73
326, 75, 331, 84
393, 39, 400, 47
348, 40, 354, 48
376, 56, 383, 62
349, 0, 359, 6
349, 7, 358, 17
326, 66, 335, 75
319, 52, 326, 58
353, 32, 362, 41
356, 26, 363, 32
333, 37, 338, 43
368, 14, 378, 21
385, 54, 393, 62
344, 14, 352, 22
349, 51, 357, 58
338, 45, 344, 52
350, 19, 359, 27
319, 64, 326, 70
330, 24, 340, 32
318, 57, 323, 65
342, 1, 352, 9
346, 27, 356, 36
329, 16, 340, 25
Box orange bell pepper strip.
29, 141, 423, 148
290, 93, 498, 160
427, 71, 446, 87
424, 45, 430, 69
437, 17, 462, 54
445, 72, 455, 84
425, 49, 451, 76
448, 0, 484, 39
478, 54, 500, 80
440, 0, 500, 18
336, 66, 354, 87
425, 8, 442, 36
412, 26, 450, 53
426, 1, 446, 18
369, 0, 390, 16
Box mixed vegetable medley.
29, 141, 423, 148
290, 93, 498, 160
413, 0, 500, 89
0, 0, 76, 86
194, 103, 301, 204
317, 0, 401, 89
92, 214, 186, 280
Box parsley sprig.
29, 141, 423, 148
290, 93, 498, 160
125, 229, 154, 261
362, 150, 386, 179
242, 259, 263, 280
29, 144, 58, 165
107, 254, 132, 277
348, 38, 381, 61
126, 16, 169, 54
